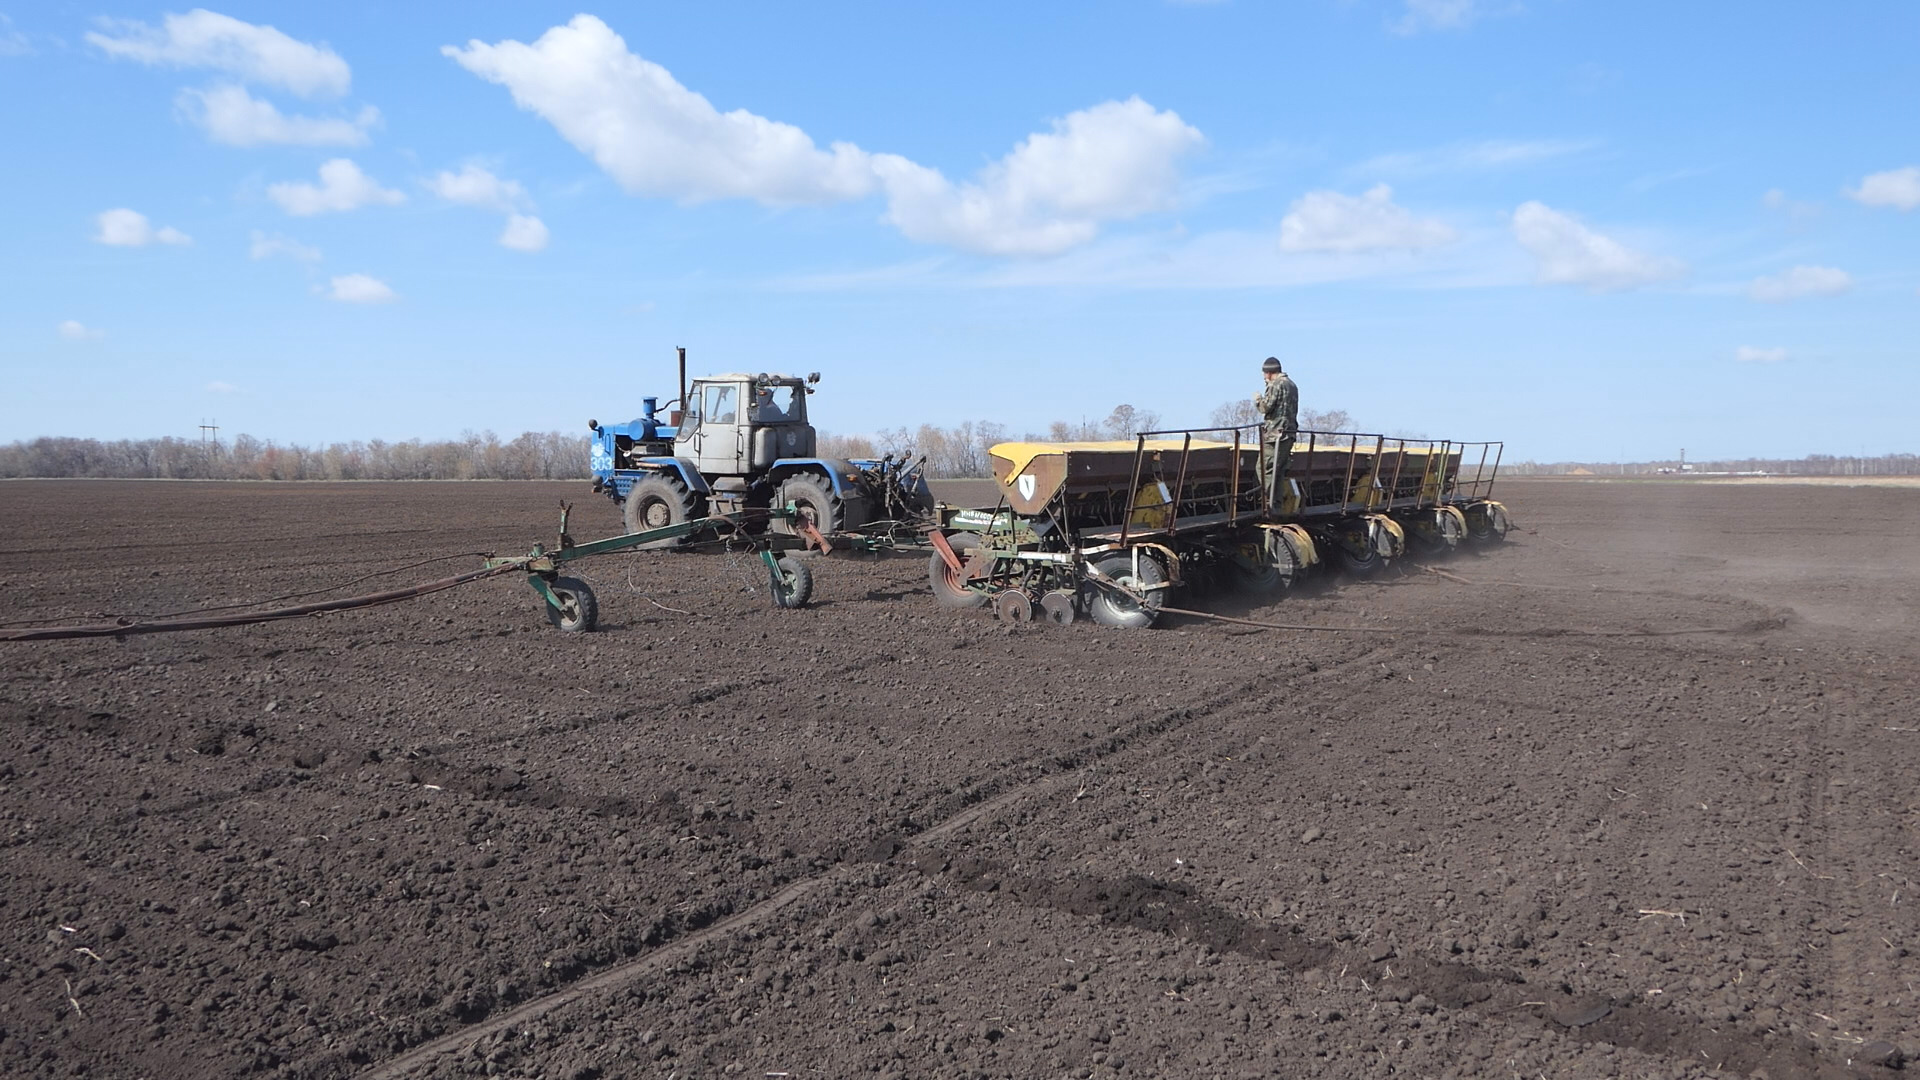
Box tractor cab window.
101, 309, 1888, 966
703, 383, 737, 425
754, 385, 797, 422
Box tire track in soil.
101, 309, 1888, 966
1783, 684, 1888, 1057
0, 527, 441, 559
1, 655, 898, 851
358, 648, 1863, 1080
899, 853, 1861, 1080
351, 678, 1275, 1079
9, 639, 1398, 855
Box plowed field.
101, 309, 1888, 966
1, 478, 1916, 1080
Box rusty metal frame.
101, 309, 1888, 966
927, 529, 964, 573
1119, 432, 1149, 546
1167, 432, 1195, 534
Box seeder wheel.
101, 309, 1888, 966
769, 556, 814, 608
928, 533, 991, 609
1086, 551, 1167, 630
1465, 502, 1510, 543
544, 576, 599, 633
1229, 544, 1284, 594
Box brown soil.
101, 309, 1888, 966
1, 478, 1916, 1080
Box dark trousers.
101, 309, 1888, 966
1262, 435, 1294, 507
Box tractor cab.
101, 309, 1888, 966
678, 373, 819, 477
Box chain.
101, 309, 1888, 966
721, 535, 766, 595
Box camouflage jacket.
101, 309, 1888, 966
1256, 374, 1298, 438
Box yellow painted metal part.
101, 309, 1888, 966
1258, 522, 1318, 568
1438, 504, 1468, 533
1129, 480, 1174, 529
989, 438, 1237, 484
1276, 477, 1303, 516
1364, 513, 1406, 557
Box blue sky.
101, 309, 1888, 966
2, 1, 1915, 461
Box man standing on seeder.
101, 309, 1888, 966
1256, 356, 1298, 509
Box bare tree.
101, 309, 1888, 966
1101, 404, 1162, 439
1302, 408, 1353, 433
1209, 398, 1260, 430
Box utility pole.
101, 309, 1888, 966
199, 419, 220, 450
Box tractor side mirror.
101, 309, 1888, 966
806, 372, 821, 384
587, 419, 599, 431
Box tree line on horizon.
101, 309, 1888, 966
2, 399, 1317, 481
18, 400, 1899, 481
1503, 453, 1920, 477
0, 430, 589, 482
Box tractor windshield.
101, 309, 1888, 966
755, 384, 799, 422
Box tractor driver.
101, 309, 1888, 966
1255, 356, 1298, 507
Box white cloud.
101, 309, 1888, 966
445, 16, 1202, 255
94, 208, 193, 246
427, 164, 529, 212
1390, 0, 1513, 35
1278, 184, 1455, 253
326, 273, 396, 303
1354, 138, 1596, 180
178, 84, 377, 146
1761, 188, 1820, 221
874, 98, 1204, 256
249, 229, 321, 262
499, 214, 550, 252
427, 165, 548, 251
1847, 166, 1920, 211
1735, 346, 1788, 364
444, 16, 875, 206
58, 320, 105, 340
784, 222, 1514, 294
1749, 265, 1852, 303
1, 14, 33, 57
1511, 201, 1681, 292
86, 9, 349, 97
268, 159, 405, 216
205, 380, 241, 393
1568, 62, 1621, 95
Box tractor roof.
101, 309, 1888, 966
695, 372, 808, 384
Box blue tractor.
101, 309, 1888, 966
587, 353, 933, 547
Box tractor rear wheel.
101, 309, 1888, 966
775, 472, 843, 536
928, 532, 990, 609
624, 474, 704, 549
543, 577, 599, 633
1087, 551, 1167, 630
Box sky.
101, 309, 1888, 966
1, 1, 1916, 462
